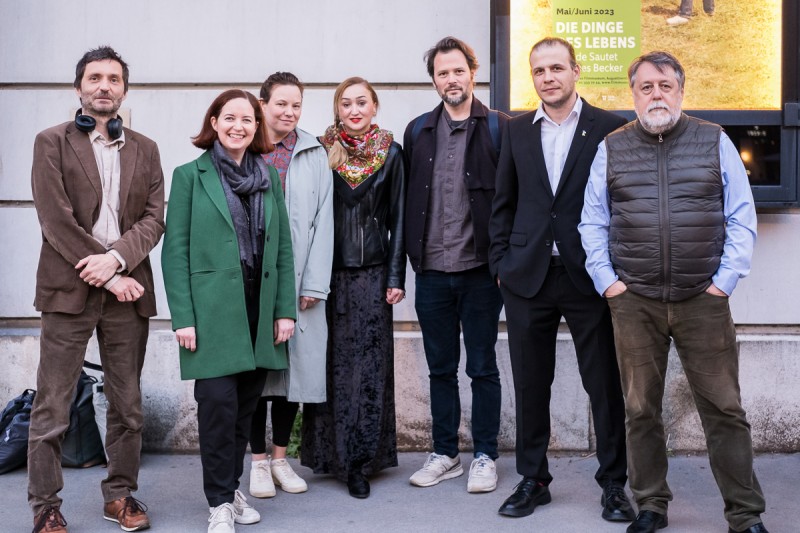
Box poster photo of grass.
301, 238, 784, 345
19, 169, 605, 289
509, 0, 781, 111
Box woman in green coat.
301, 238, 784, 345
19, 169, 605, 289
161, 89, 296, 533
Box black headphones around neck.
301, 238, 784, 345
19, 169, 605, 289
74, 109, 124, 140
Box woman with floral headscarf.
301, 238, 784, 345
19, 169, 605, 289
301, 77, 406, 499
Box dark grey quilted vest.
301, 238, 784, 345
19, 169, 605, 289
605, 114, 724, 302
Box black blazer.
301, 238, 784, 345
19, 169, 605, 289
488, 100, 625, 298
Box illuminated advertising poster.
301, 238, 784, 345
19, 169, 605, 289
509, 0, 781, 111
553, 0, 640, 88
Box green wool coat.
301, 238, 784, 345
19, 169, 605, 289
162, 150, 296, 380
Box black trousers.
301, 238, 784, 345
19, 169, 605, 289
250, 395, 299, 453
195, 369, 267, 507
501, 264, 627, 487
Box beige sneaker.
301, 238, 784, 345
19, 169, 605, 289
409, 452, 464, 487
467, 453, 498, 493
233, 490, 260, 524
666, 15, 690, 26
207, 503, 235, 533
249, 458, 276, 498
271, 458, 308, 493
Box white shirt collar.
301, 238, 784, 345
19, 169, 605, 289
533, 94, 583, 126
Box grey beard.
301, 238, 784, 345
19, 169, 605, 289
638, 108, 681, 134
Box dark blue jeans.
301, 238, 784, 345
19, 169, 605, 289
414, 265, 502, 459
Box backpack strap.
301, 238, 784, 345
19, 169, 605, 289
410, 111, 432, 146
83, 360, 103, 372
487, 109, 501, 156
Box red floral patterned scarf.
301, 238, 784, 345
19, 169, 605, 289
321, 124, 393, 188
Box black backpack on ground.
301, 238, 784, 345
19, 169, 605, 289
61, 370, 105, 468
0, 388, 35, 474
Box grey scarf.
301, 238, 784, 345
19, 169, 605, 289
211, 140, 271, 269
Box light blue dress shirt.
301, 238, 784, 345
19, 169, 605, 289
578, 130, 757, 297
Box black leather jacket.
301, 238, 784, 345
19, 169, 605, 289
331, 141, 406, 290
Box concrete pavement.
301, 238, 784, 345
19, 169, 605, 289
2, 452, 795, 532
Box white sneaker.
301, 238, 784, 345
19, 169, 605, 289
271, 458, 308, 493
233, 490, 260, 524
249, 458, 276, 498
666, 15, 690, 25
208, 503, 235, 533
409, 452, 464, 487
467, 453, 498, 493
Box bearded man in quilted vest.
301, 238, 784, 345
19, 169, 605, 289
579, 51, 767, 533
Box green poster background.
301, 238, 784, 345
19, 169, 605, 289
508, 0, 781, 111
552, 0, 641, 87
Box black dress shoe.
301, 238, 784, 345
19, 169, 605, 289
497, 477, 551, 517
627, 510, 668, 533
601, 482, 636, 522
347, 472, 370, 499
729, 523, 769, 533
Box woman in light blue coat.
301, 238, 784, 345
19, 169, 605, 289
248, 72, 333, 498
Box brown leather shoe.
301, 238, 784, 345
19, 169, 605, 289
103, 496, 150, 531
32, 506, 68, 533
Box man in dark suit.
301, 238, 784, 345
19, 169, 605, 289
488, 37, 632, 521
28, 46, 163, 533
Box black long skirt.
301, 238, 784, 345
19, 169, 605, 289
301, 264, 398, 481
